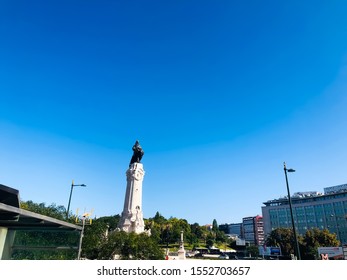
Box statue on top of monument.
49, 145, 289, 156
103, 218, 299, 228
129, 140, 144, 166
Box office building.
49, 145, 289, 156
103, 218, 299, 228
242, 215, 264, 245
229, 223, 243, 238
262, 184, 347, 245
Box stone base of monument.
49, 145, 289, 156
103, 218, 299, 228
177, 248, 186, 260
166, 231, 186, 260
118, 163, 147, 234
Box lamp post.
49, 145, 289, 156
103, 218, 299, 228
77, 213, 89, 260
283, 162, 301, 260
66, 180, 86, 219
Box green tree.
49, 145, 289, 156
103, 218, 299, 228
152, 211, 167, 224
206, 232, 215, 248
145, 212, 168, 245
301, 228, 339, 260
265, 228, 295, 257
212, 219, 218, 232
167, 217, 191, 244
190, 222, 209, 247
134, 232, 165, 260
144, 219, 161, 244
81, 215, 120, 259
209, 219, 228, 246
12, 200, 79, 260
215, 230, 227, 243
246, 245, 259, 259
266, 227, 340, 259
97, 231, 164, 260
191, 223, 203, 239
20, 200, 68, 221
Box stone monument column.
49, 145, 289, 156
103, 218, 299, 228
118, 141, 146, 234
177, 230, 186, 260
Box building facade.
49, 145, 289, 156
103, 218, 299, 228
228, 223, 243, 238
242, 216, 264, 245
219, 223, 229, 234
262, 184, 347, 245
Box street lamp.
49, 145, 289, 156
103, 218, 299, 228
283, 162, 301, 260
66, 180, 86, 219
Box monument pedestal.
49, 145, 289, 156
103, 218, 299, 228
118, 163, 145, 234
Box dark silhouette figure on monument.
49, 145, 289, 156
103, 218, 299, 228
129, 140, 144, 166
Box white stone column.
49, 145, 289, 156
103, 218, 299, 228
118, 163, 145, 234
177, 230, 186, 260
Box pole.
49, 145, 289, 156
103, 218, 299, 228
284, 162, 301, 260
66, 180, 74, 219
66, 180, 86, 219
77, 217, 85, 260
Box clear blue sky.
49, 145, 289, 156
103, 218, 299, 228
1, 1, 347, 225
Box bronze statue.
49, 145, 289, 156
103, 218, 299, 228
129, 140, 144, 166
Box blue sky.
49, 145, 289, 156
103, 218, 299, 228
1, 1, 347, 225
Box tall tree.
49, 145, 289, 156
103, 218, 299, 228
212, 219, 218, 232
152, 211, 167, 224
